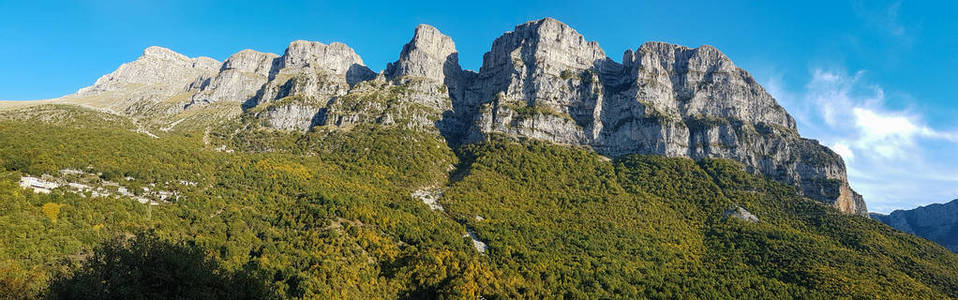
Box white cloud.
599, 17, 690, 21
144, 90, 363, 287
849, 108, 958, 159
853, 0, 908, 37
804, 69, 878, 128
831, 141, 854, 162
767, 68, 958, 213
798, 69, 958, 162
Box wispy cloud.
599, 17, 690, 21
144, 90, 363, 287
766, 68, 958, 213
853, 0, 908, 37
850, 107, 958, 159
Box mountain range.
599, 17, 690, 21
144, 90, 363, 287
1, 18, 956, 298
46, 18, 864, 216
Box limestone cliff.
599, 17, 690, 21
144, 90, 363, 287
77, 46, 221, 97
189, 49, 279, 107
384, 24, 461, 86
68, 46, 221, 116
247, 40, 377, 131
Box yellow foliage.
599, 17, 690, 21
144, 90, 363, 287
255, 159, 313, 181
92, 224, 104, 230
40, 203, 66, 224
0, 261, 42, 299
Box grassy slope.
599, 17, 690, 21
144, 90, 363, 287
0, 105, 955, 299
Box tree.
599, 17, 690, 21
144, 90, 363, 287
46, 232, 273, 300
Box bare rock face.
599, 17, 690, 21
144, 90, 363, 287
322, 78, 450, 131
189, 49, 279, 106
78, 46, 221, 97
279, 41, 375, 86
302, 25, 461, 133
70, 46, 221, 115
462, 18, 608, 145
247, 41, 377, 131
725, 206, 759, 223
600, 42, 865, 215
376, 25, 463, 132
385, 24, 460, 85
256, 97, 325, 132
377, 24, 464, 133
257, 40, 376, 103
462, 18, 867, 215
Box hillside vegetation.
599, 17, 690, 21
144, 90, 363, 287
0, 105, 956, 299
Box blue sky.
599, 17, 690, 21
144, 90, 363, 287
1, 0, 956, 212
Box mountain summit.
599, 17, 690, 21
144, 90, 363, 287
63, 18, 865, 215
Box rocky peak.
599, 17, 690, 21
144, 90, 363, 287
385, 24, 460, 84
251, 40, 376, 107
77, 46, 221, 96
222, 49, 280, 75
624, 41, 796, 130
188, 49, 280, 106
142, 46, 190, 61
278, 40, 375, 86
247, 41, 378, 131
479, 18, 605, 82
470, 17, 608, 121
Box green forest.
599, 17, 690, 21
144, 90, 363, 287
0, 105, 956, 299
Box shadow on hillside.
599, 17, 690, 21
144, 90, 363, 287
46, 232, 273, 300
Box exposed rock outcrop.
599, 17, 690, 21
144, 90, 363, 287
68, 46, 221, 116
871, 200, 958, 252
462, 18, 607, 144
306, 25, 461, 133
385, 24, 461, 85
189, 49, 279, 107
724, 206, 759, 223
265, 40, 377, 96
248, 41, 377, 131
77, 46, 221, 97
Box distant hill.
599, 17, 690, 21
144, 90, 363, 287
872, 200, 958, 252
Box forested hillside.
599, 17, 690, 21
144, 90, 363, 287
0, 105, 956, 299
